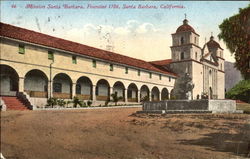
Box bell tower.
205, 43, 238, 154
170, 17, 201, 63
170, 16, 204, 100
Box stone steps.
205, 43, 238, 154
1, 96, 30, 111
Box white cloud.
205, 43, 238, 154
114, 27, 130, 35
136, 23, 157, 34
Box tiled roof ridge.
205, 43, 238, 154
0, 22, 177, 76
149, 59, 172, 66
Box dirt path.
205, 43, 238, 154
1, 108, 250, 159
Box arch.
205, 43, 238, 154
127, 83, 138, 102
24, 69, 48, 98
96, 79, 110, 101
113, 81, 125, 101
170, 89, 174, 100
0, 64, 19, 95
53, 73, 72, 99
140, 85, 149, 102
151, 87, 160, 101
161, 88, 169, 100
76, 76, 92, 100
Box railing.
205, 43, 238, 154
128, 98, 138, 102
17, 92, 33, 110
96, 95, 109, 101
53, 92, 71, 99
25, 90, 48, 98
152, 98, 160, 102
76, 94, 91, 100
0, 91, 17, 96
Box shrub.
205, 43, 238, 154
80, 101, 87, 107
226, 80, 250, 103
57, 99, 66, 107
105, 98, 110, 106
46, 97, 58, 107
111, 93, 123, 105
72, 96, 82, 108
87, 100, 92, 107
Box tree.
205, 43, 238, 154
226, 80, 250, 103
218, 4, 250, 79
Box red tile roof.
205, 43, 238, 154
175, 19, 199, 36
206, 36, 223, 50
149, 59, 172, 66
0, 22, 176, 77
149, 59, 174, 75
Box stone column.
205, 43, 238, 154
92, 85, 96, 101
124, 89, 128, 103
72, 83, 76, 98
48, 80, 53, 98
149, 91, 152, 101
159, 91, 162, 101
109, 87, 113, 101
18, 77, 24, 92
137, 90, 141, 103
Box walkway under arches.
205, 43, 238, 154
24, 69, 48, 98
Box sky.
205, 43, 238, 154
1, 1, 249, 62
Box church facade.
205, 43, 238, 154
0, 18, 225, 108
169, 19, 225, 99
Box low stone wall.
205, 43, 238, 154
208, 100, 237, 113
29, 97, 48, 108
141, 99, 241, 114
143, 100, 208, 111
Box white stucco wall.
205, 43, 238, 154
192, 62, 203, 99
217, 71, 225, 99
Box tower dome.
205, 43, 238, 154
176, 19, 196, 34
206, 36, 223, 51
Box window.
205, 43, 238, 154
169, 77, 171, 82
125, 67, 128, 74
53, 83, 62, 93
180, 37, 184, 45
195, 52, 198, 60
48, 51, 54, 60
72, 56, 77, 64
18, 44, 25, 54
92, 60, 96, 68
194, 37, 197, 44
159, 74, 162, 80
149, 73, 152, 79
221, 64, 223, 70
181, 52, 184, 60
138, 70, 140, 76
110, 64, 113, 71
